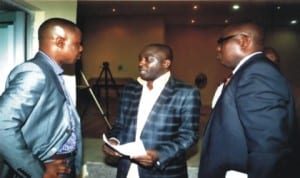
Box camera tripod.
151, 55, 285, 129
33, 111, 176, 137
79, 70, 112, 129
94, 62, 119, 119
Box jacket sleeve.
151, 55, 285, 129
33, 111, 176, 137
0, 63, 45, 177
236, 62, 294, 178
155, 87, 201, 170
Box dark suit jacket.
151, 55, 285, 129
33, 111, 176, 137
198, 53, 299, 178
0, 52, 82, 177
108, 76, 201, 178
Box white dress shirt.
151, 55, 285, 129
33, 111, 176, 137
211, 52, 262, 108
127, 71, 170, 178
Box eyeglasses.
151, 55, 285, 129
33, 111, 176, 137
217, 34, 245, 45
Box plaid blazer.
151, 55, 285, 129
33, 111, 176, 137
108, 76, 201, 178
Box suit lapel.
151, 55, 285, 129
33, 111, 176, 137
142, 77, 173, 131
127, 82, 143, 139
32, 53, 65, 97
205, 53, 267, 139
32, 53, 82, 133
213, 53, 263, 108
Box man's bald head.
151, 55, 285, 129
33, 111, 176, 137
223, 21, 265, 52
38, 18, 83, 65
216, 21, 265, 69
38, 18, 79, 42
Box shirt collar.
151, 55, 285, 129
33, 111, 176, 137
137, 71, 171, 89
232, 51, 262, 74
38, 51, 64, 75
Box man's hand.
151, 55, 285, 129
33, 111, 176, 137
102, 139, 122, 157
43, 159, 70, 178
131, 150, 158, 167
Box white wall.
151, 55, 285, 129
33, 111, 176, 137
0, 23, 14, 94
0, 11, 25, 94
14, 0, 79, 103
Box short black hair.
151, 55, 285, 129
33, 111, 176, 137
144, 43, 174, 61
38, 17, 79, 41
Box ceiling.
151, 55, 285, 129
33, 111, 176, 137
77, 1, 300, 27
0, 1, 299, 27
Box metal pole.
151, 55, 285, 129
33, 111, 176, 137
80, 71, 112, 129
104, 64, 109, 118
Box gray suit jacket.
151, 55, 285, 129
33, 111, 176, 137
0, 52, 82, 177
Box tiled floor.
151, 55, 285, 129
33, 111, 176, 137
82, 138, 201, 178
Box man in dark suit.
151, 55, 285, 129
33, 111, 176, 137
103, 43, 201, 178
198, 21, 299, 178
0, 18, 83, 178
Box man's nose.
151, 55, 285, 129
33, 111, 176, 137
139, 58, 146, 66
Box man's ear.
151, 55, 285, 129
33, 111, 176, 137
163, 59, 171, 68
240, 35, 250, 49
55, 36, 65, 48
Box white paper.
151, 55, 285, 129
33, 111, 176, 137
225, 170, 248, 178
102, 134, 147, 157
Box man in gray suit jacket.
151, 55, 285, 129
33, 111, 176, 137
198, 21, 300, 178
0, 18, 83, 178
103, 43, 201, 178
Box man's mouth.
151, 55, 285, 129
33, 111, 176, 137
139, 68, 147, 73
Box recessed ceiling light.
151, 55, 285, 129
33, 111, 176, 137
290, 19, 298, 25
232, 4, 240, 10
276, 6, 281, 10
193, 5, 198, 10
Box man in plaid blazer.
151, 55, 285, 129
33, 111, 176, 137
103, 43, 201, 178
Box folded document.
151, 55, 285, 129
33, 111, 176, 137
102, 134, 147, 157
225, 170, 248, 178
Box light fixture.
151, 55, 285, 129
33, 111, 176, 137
276, 6, 281, 10
232, 4, 240, 10
290, 19, 298, 25
152, 6, 156, 11
191, 19, 196, 24
112, 8, 116, 13
193, 5, 198, 10
224, 19, 229, 24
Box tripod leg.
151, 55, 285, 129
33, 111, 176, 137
107, 67, 120, 96
95, 68, 105, 99
80, 71, 112, 129
104, 69, 109, 118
